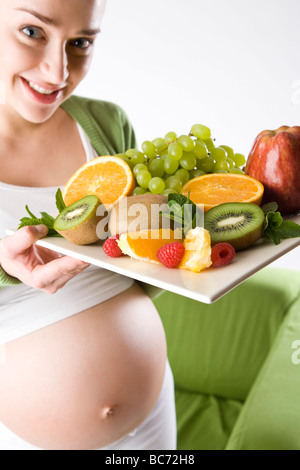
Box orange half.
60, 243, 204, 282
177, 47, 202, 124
118, 228, 183, 264
181, 173, 264, 212
62, 156, 135, 208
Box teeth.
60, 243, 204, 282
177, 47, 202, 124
28, 81, 57, 95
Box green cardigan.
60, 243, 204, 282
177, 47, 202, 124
0, 95, 136, 287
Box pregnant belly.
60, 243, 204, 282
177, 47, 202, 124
0, 283, 167, 450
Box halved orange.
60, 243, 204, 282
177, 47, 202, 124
118, 228, 183, 264
181, 173, 264, 212
179, 227, 212, 273
62, 156, 135, 208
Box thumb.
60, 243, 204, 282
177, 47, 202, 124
11, 225, 49, 252
31, 224, 49, 239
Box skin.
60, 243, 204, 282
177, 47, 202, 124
0, 0, 167, 450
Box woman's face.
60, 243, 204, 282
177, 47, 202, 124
0, 0, 106, 124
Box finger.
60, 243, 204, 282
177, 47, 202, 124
39, 269, 88, 294
35, 246, 65, 264
29, 256, 90, 292
6, 225, 49, 254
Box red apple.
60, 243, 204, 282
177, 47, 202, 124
245, 126, 300, 215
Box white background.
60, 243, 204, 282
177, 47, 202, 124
77, 0, 300, 269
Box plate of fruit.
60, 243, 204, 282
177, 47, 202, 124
9, 124, 300, 303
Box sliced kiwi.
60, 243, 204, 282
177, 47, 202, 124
108, 194, 169, 236
54, 195, 105, 245
204, 202, 265, 251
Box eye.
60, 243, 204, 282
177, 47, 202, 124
70, 38, 93, 50
21, 26, 44, 40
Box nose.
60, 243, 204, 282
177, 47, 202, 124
40, 41, 69, 85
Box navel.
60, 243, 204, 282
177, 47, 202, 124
101, 405, 117, 419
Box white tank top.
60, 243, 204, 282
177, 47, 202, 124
0, 124, 134, 344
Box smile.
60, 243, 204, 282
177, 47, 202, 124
20, 77, 64, 105
28, 82, 56, 95
27, 81, 60, 95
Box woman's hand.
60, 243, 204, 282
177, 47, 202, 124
0, 225, 90, 294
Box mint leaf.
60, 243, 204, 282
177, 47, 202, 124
160, 192, 204, 236
56, 188, 66, 213
261, 202, 278, 215
274, 220, 300, 239
24, 206, 38, 220
264, 211, 283, 234
18, 205, 62, 237
262, 203, 300, 245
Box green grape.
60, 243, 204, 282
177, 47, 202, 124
117, 155, 134, 169
175, 168, 190, 185
193, 141, 208, 160
180, 152, 197, 171
133, 163, 148, 177
141, 141, 157, 158
213, 160, 230, 172
126, 149, 146, 166
148, 177, 165, 194
125, 149, 141, 158
196, 156, 215, 173
129, 150, 146, 165
165, 176, 183, 193
233, 153, 246, 168
132, 186, 148, 195
136, 170, 151, 189
190, 124, 211, 140
203, 138, 215, 152
219, 145, 234, 160
159, 151, 168, 160
177, 135, 195, 152
162, 188, 177, 196
152, 137, 167, 155
168, 142, 183, 161
165, 131, 177, 144
210, 147, 227, 163
148, 158, 165, 178
190, 169, 205, 179
226, 157, 235, 169
214, 169, 228, 174
229, 168, 245, 174
116, 153, 129, 159
164, 156, 180, 175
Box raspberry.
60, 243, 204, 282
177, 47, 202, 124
103, 235, 124, 258
211, 243, 235, 267
156, 242, 185, 269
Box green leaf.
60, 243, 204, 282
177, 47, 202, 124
160, 192, 203, 236
264, 211, 283, 234
40, 212, 55, 225
18, 203, 62, 237
56, 188, 66, 213
25, 205, 38, 220
261, 201, 278, 215
168, 193, 191, 207
262, 204, 300, 245
18, 217, 44, 229
274, 220, 300, 239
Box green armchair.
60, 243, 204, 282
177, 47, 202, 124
153, 267, 300, 450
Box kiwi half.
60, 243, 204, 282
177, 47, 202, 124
109, 194, 169, 236
204, 202, 265, 251
54, 195, 104, 245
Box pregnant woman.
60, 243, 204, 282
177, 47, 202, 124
0, 0, 176, 450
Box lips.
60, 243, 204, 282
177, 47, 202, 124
20, 77, 65, 105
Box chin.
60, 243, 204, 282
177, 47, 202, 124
11, 83, 70, 124
21, 108, 58, 124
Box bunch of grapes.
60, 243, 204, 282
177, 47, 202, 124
116, 124, 246, 196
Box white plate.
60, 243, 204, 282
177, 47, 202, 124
6, 215, 300, 304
